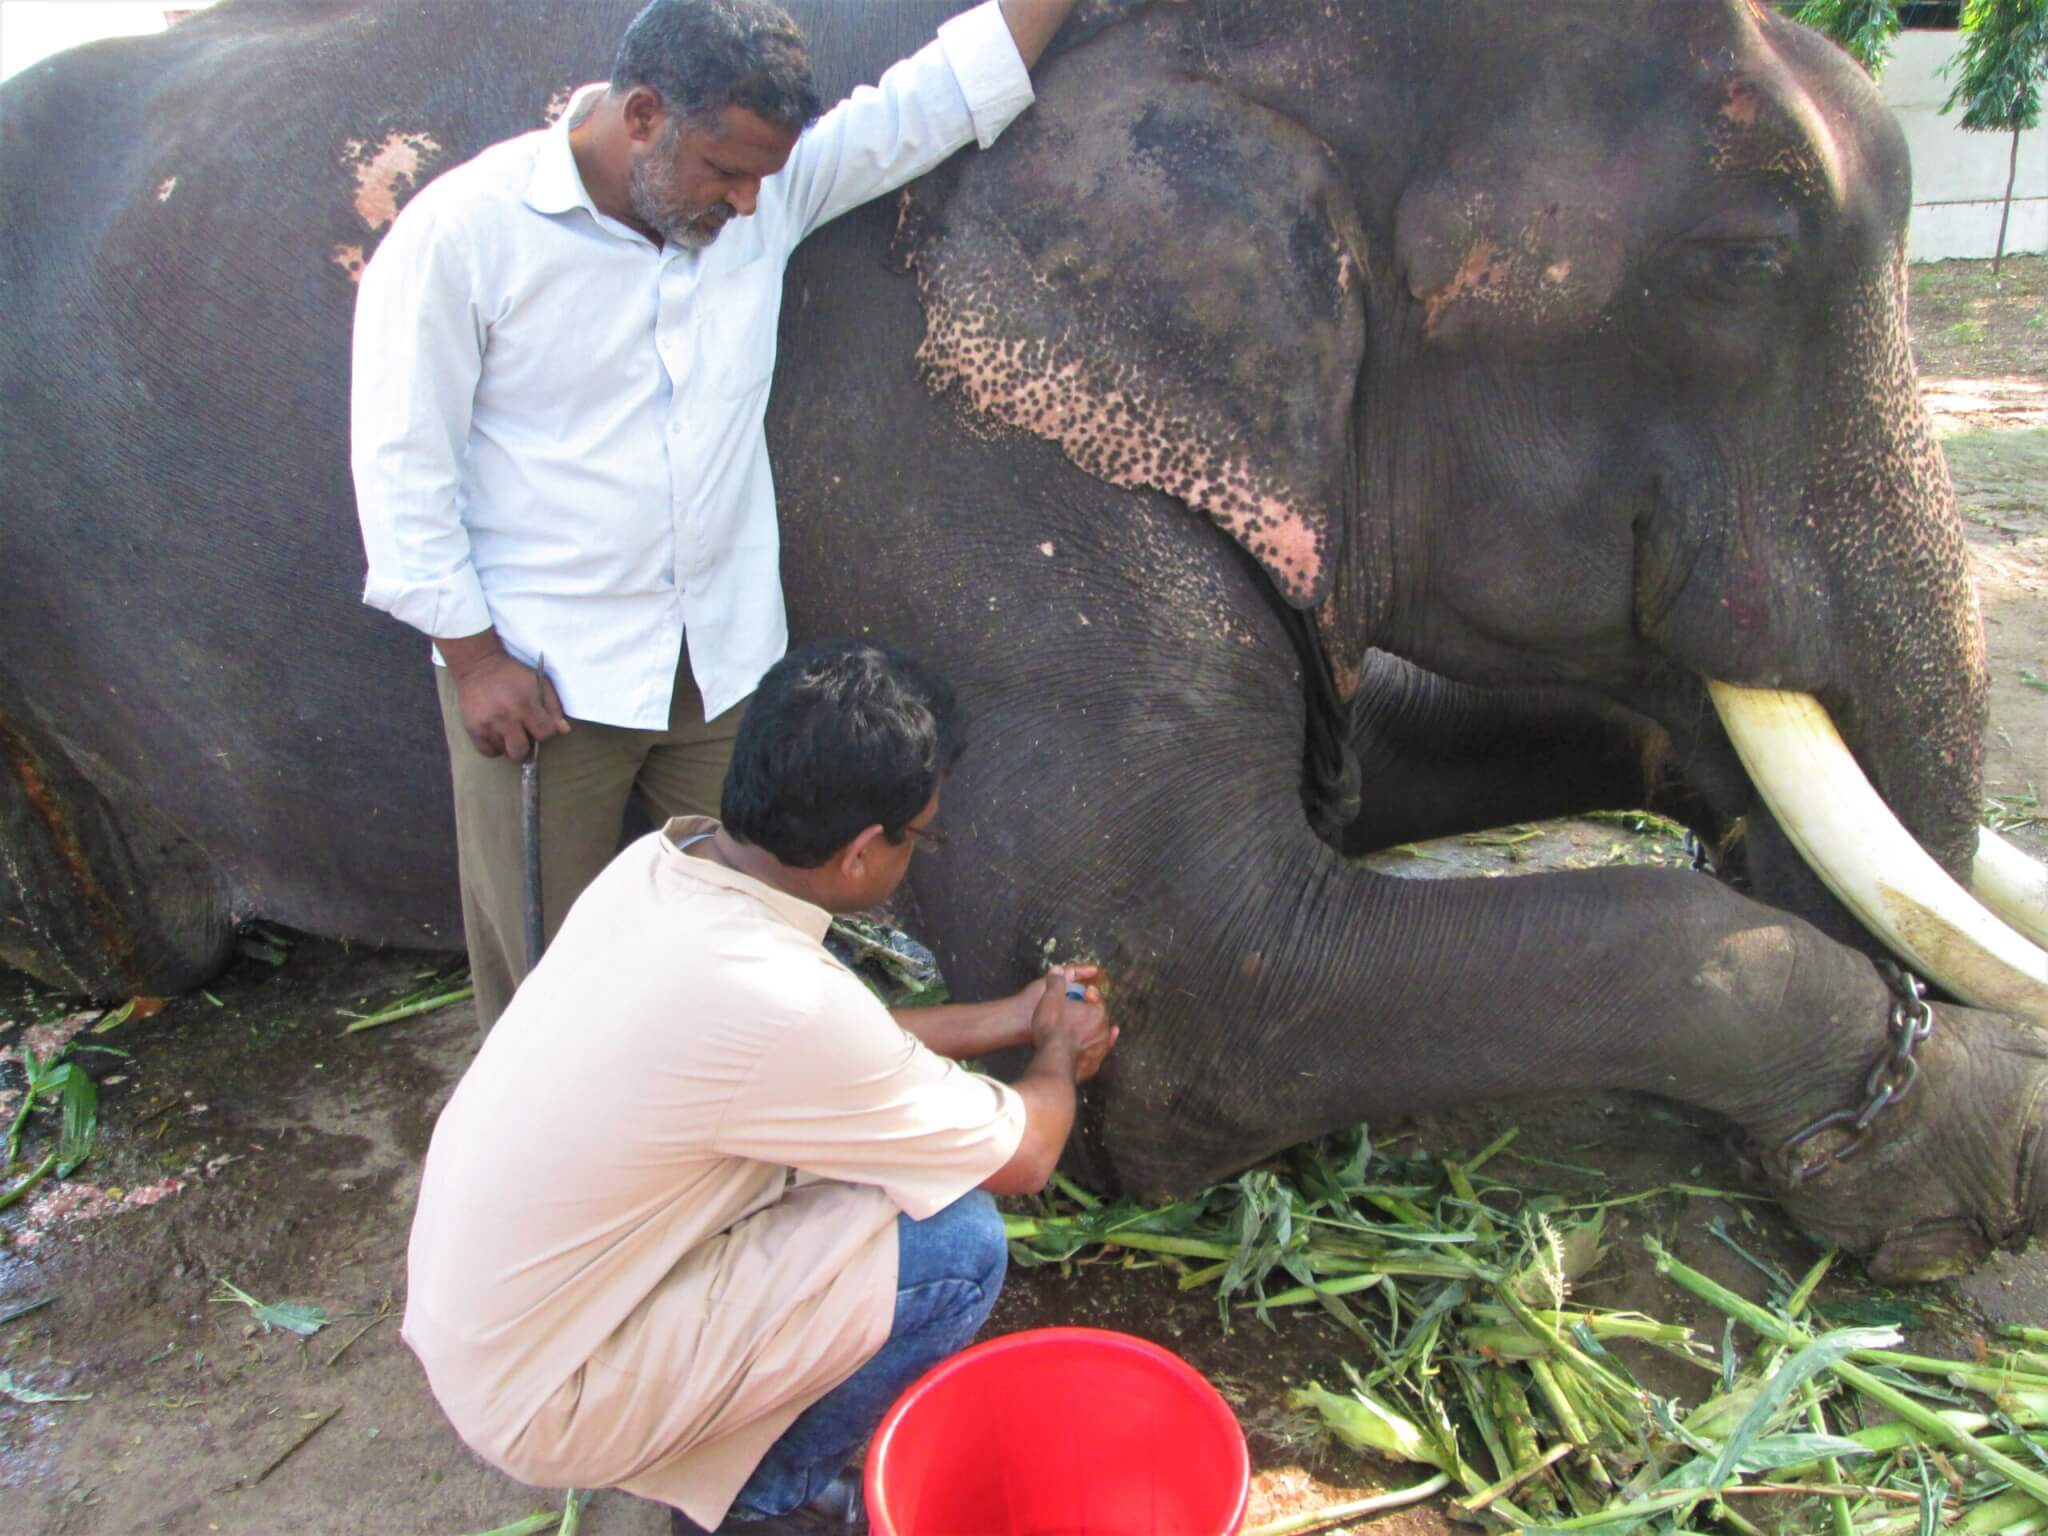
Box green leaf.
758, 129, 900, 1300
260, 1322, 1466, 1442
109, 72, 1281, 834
1663, 1432, 1874, 1485
212, 1279, 330, 1337
1704, 1325, 1900, 1487
91, 999, 136, 1034
0, 1370, 92, 1404
55, 1067, 96, 1178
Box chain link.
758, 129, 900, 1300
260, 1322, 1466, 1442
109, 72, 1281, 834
1778, 961, 1935, 1186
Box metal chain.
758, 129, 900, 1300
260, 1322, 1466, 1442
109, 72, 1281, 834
1777, 961, 1935, 1186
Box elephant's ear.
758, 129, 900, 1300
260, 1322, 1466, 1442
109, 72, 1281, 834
901, 40, 1366, 610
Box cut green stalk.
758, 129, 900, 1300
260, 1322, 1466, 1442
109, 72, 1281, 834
1253, 1258, 1495, 1307
1710, 1495, 1770, 1536
1492, 1284, 1642, 1409
1459, 1124, 1521, 1179
1784, 1248, 1836, 1318
1953, 1487, 2048, 1535
1049, 1171, 1099, 1209
341, 985, 475, 1034
1648, 1239, 2048, 1509
1802, 1380, 1854, 1536
1528, 1359, 1613, 1491
0, 1149, 57, 1212
1456, 1441, 1572, 1516
1177, 1259, 1230, 1291
1452, 1359, 1514, 1484
1237, 1473, 1452, 1536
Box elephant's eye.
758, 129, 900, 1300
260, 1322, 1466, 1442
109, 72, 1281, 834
1686, 239, 1790, 295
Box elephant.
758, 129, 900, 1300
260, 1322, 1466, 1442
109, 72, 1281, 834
3, 0, 2046, 1283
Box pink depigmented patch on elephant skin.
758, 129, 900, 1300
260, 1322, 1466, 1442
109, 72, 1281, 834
915, 290, 1328, 604
332, 243, 367, 283
542, 86, 577, 125
342, 130, 440, 232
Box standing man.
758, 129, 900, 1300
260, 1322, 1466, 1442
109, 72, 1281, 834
404, 640, 1118, 1533
351, 0, 1077, 1028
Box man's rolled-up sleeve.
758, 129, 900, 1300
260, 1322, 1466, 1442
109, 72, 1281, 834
717, 967, 1028, 1220
780, 0, 1035, 243
350, 199, 494, 641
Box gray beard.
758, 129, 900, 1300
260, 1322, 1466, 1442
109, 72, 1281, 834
627, 153, 726, 249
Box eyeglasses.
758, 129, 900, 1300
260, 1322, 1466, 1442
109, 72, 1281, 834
902, 821, 948, 852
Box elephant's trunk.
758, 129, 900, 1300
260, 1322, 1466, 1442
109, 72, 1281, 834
1803, 250, 1989, 883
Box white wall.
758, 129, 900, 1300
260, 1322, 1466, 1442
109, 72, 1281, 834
1882, 30, 2045, 263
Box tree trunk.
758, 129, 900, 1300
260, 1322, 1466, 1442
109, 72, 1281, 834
1994, 126, 2018, 277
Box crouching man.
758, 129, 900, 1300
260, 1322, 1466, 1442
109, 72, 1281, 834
403, 640, 1117, 1533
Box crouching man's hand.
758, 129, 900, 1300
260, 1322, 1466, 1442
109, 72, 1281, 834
984, 964, 1118, 1196
1030, 964, 1116, 1081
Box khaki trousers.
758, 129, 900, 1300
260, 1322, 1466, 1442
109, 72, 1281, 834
435, 649, 745, 1031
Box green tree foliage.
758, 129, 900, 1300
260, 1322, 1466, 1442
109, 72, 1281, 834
1790, 0, 1905, 74
1941, 0, 2047, 132
1941, 0, 2047, 270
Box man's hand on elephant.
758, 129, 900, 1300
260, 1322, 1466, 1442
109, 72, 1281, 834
442, 645, 571, 760
1031, 963, 1117, 1082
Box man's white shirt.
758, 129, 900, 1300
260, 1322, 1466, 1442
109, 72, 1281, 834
351, 3, 1032, 726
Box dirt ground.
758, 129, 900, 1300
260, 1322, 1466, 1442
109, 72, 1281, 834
2, 257, 2045, 1536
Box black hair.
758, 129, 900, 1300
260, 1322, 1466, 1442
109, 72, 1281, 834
721, 640, 966, 868
611, 0, 823, 133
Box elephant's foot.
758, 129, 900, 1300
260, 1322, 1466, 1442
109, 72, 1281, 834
0, 686, 233, 997
1766, 1004, 2048, 1283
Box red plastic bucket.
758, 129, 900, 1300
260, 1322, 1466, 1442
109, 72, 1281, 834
865, 1326, 1250, 1536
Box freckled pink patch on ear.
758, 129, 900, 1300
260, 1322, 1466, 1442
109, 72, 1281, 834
342, 130, 440, 231
915, 285, 1329, 604
332, 243, 367, 283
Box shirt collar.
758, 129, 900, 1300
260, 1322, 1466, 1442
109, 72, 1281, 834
523, 82, 608, 217
659, 817, 832, 943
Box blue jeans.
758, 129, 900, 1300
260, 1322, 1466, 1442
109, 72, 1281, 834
728, 1190, 1008, 1521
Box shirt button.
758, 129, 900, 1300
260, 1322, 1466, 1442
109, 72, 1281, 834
669, 422, 680, 435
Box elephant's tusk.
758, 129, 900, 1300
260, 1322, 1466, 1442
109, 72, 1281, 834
1974, 827, 2048, 952
1707, 681, 2048, 1025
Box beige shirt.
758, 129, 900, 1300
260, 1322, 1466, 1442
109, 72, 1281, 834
403, 818, 1026, 1527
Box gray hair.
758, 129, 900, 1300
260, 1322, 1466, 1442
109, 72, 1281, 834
611, 0, 822, 132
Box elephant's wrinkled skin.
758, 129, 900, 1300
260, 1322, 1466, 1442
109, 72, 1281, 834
2, 0, 2044, 1280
